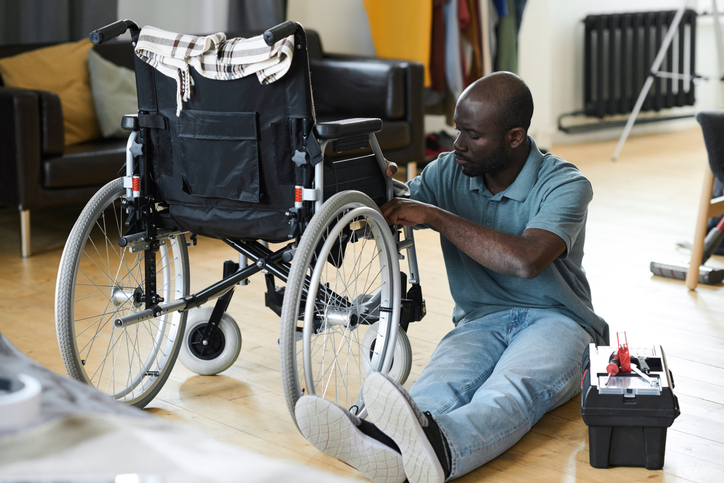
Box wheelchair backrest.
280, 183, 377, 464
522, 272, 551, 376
132, 27, 315, 241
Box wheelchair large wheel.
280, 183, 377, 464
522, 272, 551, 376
55, 178, 189, 408
280, 191, 401, 422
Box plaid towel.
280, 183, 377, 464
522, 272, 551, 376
135, 26, 294, 115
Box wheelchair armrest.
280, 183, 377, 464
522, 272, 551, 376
314, 118, 382, 140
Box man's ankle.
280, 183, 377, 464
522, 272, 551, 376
421, 412, 451, 479
357, 417, 401, 454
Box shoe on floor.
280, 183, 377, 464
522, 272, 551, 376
364, 372, 451, 483
295, 395, 407, 483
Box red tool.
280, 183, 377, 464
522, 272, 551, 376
617, 332, 632, 372
606, 332, 632, 380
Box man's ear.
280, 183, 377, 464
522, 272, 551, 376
507, 127, 526, 149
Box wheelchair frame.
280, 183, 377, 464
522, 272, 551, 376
54, 20, 425, 423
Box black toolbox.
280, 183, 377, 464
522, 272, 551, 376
580, 343, 680, 469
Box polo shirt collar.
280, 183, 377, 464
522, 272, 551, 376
468, 136, 544, 202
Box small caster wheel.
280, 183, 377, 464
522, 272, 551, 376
361, 321, 412, 385
179, 307, 241, 375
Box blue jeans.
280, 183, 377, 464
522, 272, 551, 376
408, 308, 593, 480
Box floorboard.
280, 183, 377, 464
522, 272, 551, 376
1, 127, 722, 482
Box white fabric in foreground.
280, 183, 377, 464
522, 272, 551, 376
135, 26, 294, 115
0, 334, 354, 483
0, 414, 355, 483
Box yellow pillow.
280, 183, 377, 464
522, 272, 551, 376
0, 39, 101, 146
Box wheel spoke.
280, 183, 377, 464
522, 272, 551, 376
281, 192, 400, 421
56, 180, 188, 407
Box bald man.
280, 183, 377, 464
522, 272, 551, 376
294, 72, 608, 483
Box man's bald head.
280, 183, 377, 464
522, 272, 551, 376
458, 72, 534, 135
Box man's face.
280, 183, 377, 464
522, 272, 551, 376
452, 98, 511, 178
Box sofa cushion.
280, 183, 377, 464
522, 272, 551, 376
88, 49, 137, 138
375, 120, 410, 151
0, 39, 101, 146
42, 139, 125, 188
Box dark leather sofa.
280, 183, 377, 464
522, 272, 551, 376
0, 30, 424, 257
0, 40, 133, 257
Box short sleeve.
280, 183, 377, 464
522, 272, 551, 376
408, 156, 444, 206
525, 175, 593, 259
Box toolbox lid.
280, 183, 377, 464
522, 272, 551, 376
581, 343, 680, 426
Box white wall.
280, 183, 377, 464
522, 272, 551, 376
287, 0, 375, 55
117, 0, 229, 34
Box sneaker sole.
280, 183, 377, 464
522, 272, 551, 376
295, 396, 406, 483
364, 373, 446, 483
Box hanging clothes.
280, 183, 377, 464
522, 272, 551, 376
363, 0, 434, 87
362, 1, 526, 125
478, 0, 493, 75
503, 0, 529, 73
462, 0, 483, 84
514, 0, 527, 33
495, 0, 519, 73
492, 0, 507, 17
443, 0, 464, 99
430, 0, 447, 94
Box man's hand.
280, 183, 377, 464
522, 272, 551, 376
380, 198, 430, 226
385, 159, 398, 179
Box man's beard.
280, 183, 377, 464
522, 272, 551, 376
457, 142, 510, 178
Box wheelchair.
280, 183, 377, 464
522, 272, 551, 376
53, 20, 426, 423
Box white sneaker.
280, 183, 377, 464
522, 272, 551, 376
364, 372, 449, 483
295, 396, 407, 483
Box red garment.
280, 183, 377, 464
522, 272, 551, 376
462, 0, 483, 86
430, 0, 447, 93
459, 0, 470, 28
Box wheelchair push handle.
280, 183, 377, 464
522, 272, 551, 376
263, 21, 298, 46
89, 19, 140, 45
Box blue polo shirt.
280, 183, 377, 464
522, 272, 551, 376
409, 137, 609, 345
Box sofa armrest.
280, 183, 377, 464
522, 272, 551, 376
311, 56, 406, 120
0, 87, 43, 209
34, 90, 64, 156
0, 87, 63, 155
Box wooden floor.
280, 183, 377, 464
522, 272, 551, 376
1, 127, 723, 482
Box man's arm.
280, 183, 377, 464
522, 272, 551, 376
380, 198, 566, 279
